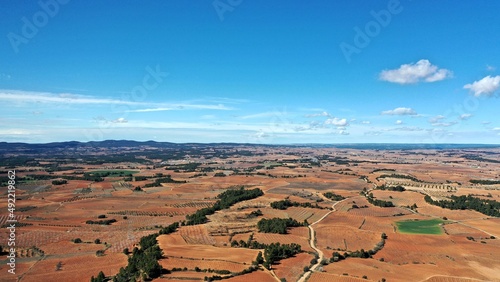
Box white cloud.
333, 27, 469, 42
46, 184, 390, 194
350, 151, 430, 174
431, 121, 458, 127
361, 121, 371, 124
381, 107, 417, 116
325, 118, 349, 126
464, 75, 500, 97
493, 127, 500, 131
429, 115, 445, 123
238, 111, 285, 120
112, 117, 128, 123
305, 111, 331, 118
379, 59, 452, 84
0, 90, 143, 105
0, 89, 234, 112
459, 113, 472, 120
390, 127, 424, 132
486, 65, 496, 71
339, 130, 349, 135
127, 104, 231, 112
395, 120, 403, 125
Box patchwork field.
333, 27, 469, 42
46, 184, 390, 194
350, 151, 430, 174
0, 143, 499, 282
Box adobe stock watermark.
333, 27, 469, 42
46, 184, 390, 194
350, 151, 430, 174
339, 0, 404, 64
82, 65, 168, 141
212, 0, 243, 21
7, 0, 70, 54
6, 170, 17, 275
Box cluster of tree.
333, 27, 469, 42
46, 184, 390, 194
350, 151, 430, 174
186, 187, 264, 225
424, 195, 500, 217
323, 192, 345, 201
159, 222, 179, 234
248, 209, 263, 218
85, 219, 117, 225
462, 154, 500, 164
371, 168, 395, 173
257, 218, 303, 234
330, 233, 386, 262
363, 192, 395, 207
214, 172, 226, 177
143, 175, 186, 188
231, 235, 301, 270
90, 271, 106, 282
134, 176, 151, 181
377, 173, 421, 182
91, 222, 179, 282
262, 242, 301, 269
21, 174, 96, 183
270, 199, 322, 210
46, 165, 83, 172
367, 197, 395, 208
18, 206, 37, 212
203, 265, 258, 281
231, 233, 263, 249
51, 179, 67, 185
82, 173, 105, 182
189, 173, 208, 178
165, 162, 201, 172
470, 179, 500, 185
376, 185, 405, 192
113, 243, 163, 281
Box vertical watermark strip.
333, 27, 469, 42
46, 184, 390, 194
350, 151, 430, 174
339, 0, 404, 64
6, 170, 17, 275
212, 0, 243, 21
7, 0, 71, 54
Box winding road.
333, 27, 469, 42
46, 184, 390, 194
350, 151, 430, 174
297, 197, 348, 282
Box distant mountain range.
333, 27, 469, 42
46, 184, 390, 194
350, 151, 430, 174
0, 140, 499, 151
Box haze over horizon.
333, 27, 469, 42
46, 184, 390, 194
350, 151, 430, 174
1, 1, 499, 144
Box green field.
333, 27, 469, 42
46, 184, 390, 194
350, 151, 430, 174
89, 170, 140, 177
395, 218, 445, 235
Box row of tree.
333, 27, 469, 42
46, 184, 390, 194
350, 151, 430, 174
323, 192, 345, 201
230, 234, 301, 270
90, 222, 179, 282
470, 179, 500, 185
85, 219, 117, 225
330, 233, 387, 262
362, 192, 395, 208
424, 195, 500, 217
143, 175, 186, 188
376, 185, 406, 192
257, 218, 303, 234
377, 173, 421, 182
186, 187, 264, 225
270, 199, 323, 210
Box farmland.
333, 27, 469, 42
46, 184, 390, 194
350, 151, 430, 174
395, 219, 445, 235
0, 142, 499, 281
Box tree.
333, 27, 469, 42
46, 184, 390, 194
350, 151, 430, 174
256, 251, 264, 264
73, 238, 82, 243
123, 248, 129, 255
95, 238, 101, 244
96, 271, 105, 282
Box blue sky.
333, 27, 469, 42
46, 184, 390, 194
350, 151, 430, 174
1, 0, 499, 144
